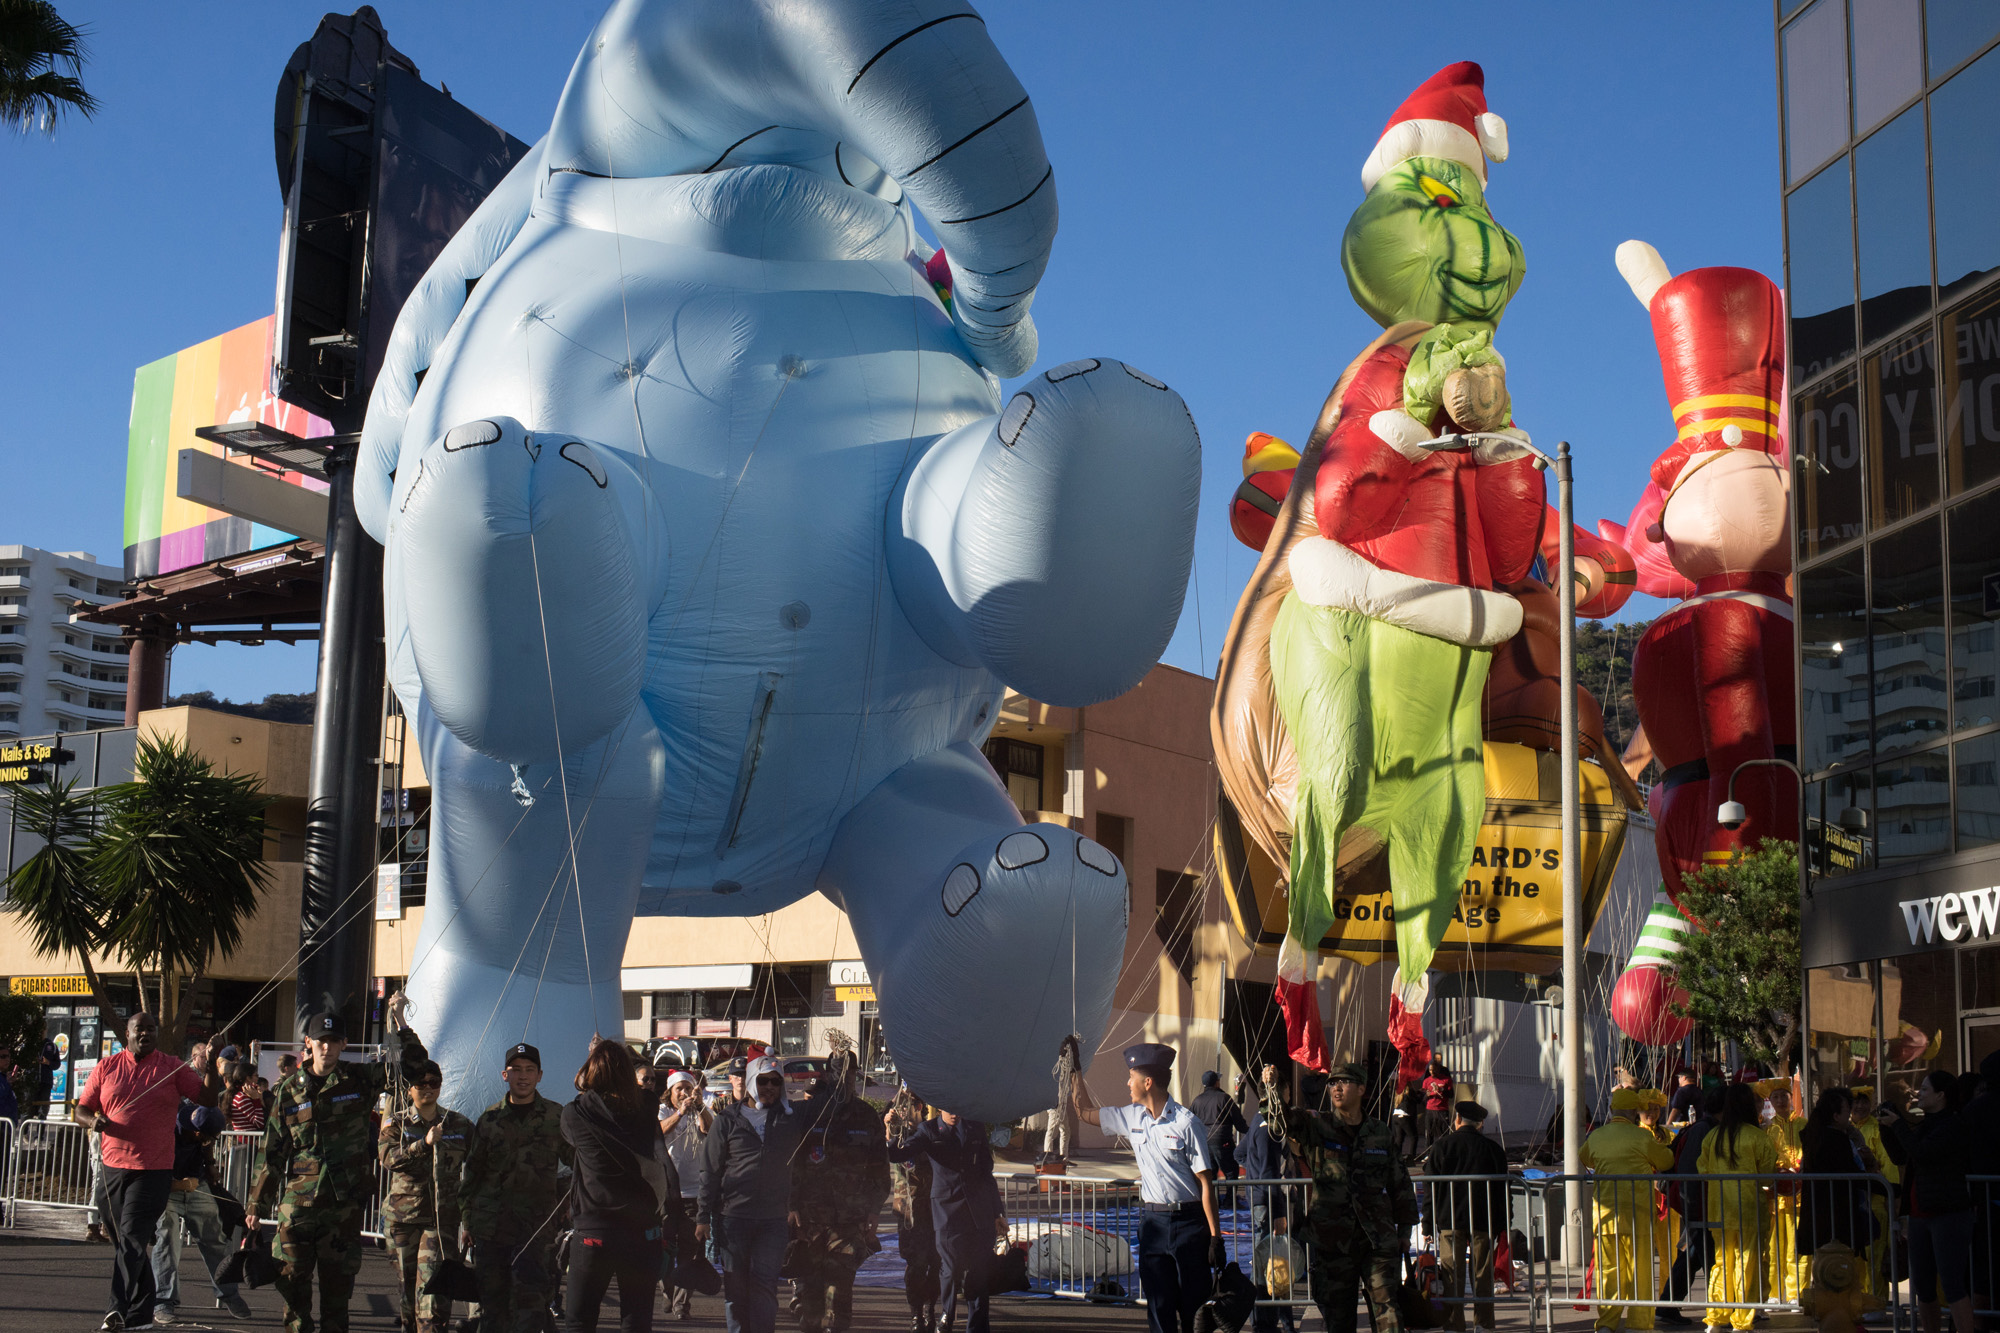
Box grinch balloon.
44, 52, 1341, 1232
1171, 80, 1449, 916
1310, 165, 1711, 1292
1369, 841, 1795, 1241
354, 0, 1200, 1120
1213, 62, 1545, 1066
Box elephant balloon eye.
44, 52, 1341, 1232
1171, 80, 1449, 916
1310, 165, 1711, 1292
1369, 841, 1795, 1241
1416, 173, 1460, 209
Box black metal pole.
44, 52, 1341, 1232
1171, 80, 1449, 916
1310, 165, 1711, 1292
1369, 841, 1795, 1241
295, 442, 385, 1038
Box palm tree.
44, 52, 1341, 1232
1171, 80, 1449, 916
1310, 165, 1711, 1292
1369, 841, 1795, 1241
0, 0, 97, 135
93, 735, 275, 1046
0, 777, 117, 1015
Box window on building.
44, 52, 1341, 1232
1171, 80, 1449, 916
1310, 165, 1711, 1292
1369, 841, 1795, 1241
1872, 517, 1947, 755
981, 737, 1044, 813
1094, 812, 1131, 867
1785, 0, 1852, 183
1926, 0, 2000, 81
1801, 553, 1870, 774
1931, 45, 2000, 301
1797, 367, 1865, 558
1856, 109, 1933, 346
1941, 284, 2000, 494
0, 653, 19, 664
1808, 962, 1879, 1098
1882, 950, 1957, 1106
1790, 163, 1859, 380
94, 581, 118, 597
1948, 489, 2000, 728
0, 597, 21, 607
1956, 730, 2000, 849
622, 992, 643, 1022
0, 711, 15, 723
1853, 0, 1923, 132
1874, 746, 1950, 861
1153, 869, 1201, 987
1867, 328, 1940, 524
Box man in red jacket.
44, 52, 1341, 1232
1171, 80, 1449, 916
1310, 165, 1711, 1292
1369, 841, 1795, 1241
75, 1011, 206, 1332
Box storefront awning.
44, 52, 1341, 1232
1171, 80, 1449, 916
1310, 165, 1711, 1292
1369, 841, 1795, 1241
620, 964, 755, 991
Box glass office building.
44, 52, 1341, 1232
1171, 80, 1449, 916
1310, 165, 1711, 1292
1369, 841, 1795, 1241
1785, 0, 2000, 1096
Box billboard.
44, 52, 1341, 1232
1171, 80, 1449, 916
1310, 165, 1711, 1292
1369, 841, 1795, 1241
123, 315, 331, 581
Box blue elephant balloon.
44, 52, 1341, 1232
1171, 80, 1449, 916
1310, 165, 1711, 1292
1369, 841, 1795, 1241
355, 0, 1201, 1120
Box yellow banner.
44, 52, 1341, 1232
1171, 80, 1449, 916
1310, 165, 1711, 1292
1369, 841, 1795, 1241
834, 985, 876, 1002
9, 975, 93, 996
1217, 740, 1632, 971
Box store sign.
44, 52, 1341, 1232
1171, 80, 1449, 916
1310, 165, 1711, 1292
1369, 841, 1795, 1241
1899, 887, 2000, 946
1821, 823, 1866, 875
828, 960, 871, 988
9, 975, 92, 996
0, 741, 55, 785
374, 864, 402, 920
834, 985, 876, 1003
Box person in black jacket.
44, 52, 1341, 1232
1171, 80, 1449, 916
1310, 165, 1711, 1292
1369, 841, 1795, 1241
1884, 1069, 1978, 1333
560, 1040, 679, 1333
1423, 1102, 1508, 1333
696, 1056, 802, 1333
1658, 1087, 1722, 1326
1191, 1072, 1249, 1179
1237, 1097, 1298, 1333
895, 1111, 1006, 1333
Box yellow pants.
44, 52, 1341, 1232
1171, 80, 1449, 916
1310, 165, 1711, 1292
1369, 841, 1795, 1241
1653, 1206, 1678, 1294
1767, 1191, 1804, 1302
1593, 1192, 1660, 1331
1707, 1220, 1768, 1330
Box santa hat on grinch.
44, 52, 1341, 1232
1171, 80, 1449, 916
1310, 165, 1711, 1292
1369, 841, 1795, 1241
1361, 61, 1510, 191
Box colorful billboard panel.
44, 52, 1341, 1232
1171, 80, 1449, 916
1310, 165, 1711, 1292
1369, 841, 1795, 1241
123, 315, 331, 581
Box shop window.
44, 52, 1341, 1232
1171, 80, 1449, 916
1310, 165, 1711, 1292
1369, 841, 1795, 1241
1948, 489, 2000, 728
1866, 328, 1940, 524
1931, 46, 2000, 301
1807, 769, 1874, 876
982, 736, 1044, 813
1801, 552, 1871, 773
1095, 812, 1131, 866
1856, 109, 1933, 347
622, 992, 642, 1022
1941, 286, 2000, 494
1956, 731, 2000, 849
1881, 950, 1958, 1107
1785, 0, 1852, 183
1854, 0, 1924, 132
1809, 962, 1879, 1096
1871, 517, 1947, 756
1960, 942, 2000, 1011
1789, 164, 1858, 380
1797, 370, 1865, 559
1926, 0, 2000, 81
1873, 745, 1950, 862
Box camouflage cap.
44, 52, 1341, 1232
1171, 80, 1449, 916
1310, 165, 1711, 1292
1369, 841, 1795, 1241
1327, 1061, 1368, 1085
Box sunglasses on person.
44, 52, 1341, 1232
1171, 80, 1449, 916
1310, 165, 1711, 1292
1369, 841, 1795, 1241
413, 1079, 443, 1090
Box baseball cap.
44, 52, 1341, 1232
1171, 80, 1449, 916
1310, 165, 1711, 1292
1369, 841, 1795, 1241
728, 1057, 748, 1076
506, 1042, 541, 1068
1328, 1061, 1368, 1085
307, 1012, 346, 1040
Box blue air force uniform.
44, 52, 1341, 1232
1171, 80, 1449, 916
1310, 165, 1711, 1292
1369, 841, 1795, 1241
1099, 1043, 1216, 1333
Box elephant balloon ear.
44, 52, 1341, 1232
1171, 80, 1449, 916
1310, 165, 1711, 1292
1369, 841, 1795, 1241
1616, 240, 1672, 308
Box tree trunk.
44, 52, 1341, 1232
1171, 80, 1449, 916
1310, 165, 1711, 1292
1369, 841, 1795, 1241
164, 968, 204, 1051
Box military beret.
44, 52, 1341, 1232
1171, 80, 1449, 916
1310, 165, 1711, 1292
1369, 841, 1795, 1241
1454, 1100, 1489, 1122
307, 1011, 346, 1040
728, 1057, 748, 1076
1327, 1061, 1368, 1085
505, 1042, 541, 1068
1125, 1043, 1175, 1075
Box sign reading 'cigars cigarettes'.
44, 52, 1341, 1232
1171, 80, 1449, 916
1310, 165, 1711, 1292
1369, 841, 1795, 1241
1901, 888, 2000, 945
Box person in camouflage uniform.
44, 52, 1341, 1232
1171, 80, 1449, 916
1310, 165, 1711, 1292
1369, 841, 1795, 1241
883, 1087, 940, 1333
458, 1042, 571, 1333
789, 1053, 892, 1333
247, 1005, 433, 1333
1261, 1061, 1418, 1333
378, 1059, 474, 1333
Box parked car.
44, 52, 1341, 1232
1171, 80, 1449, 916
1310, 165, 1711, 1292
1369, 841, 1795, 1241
779, 1056, 829, 1101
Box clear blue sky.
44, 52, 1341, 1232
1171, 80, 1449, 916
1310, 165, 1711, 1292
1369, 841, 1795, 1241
2, 2, 1779, 702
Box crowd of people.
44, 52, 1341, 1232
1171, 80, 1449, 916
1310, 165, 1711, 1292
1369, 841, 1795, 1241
63, 1003, 1013, 1333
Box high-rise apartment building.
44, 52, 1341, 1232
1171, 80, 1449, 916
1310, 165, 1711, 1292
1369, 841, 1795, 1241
0, 545, 130, 738
1784, 1, 2000, 1093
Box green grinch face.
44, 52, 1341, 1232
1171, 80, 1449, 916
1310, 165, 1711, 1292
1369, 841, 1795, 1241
1340, 156, 1525, 334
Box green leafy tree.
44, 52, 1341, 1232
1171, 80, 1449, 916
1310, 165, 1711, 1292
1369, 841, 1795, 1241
0, 777, 118, 1015
0, 0, 97, 135
1574, 618, 1650, 767
93, 735, 275, 1046
1672, 839, 1803, 1070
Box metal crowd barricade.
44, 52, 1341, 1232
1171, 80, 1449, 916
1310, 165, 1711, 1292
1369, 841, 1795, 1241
995, 1171, 1142, 1300
1212, 1176, 1321, 1319
1554, 1172, 1904, 1332
1964, 1176, 2000, 1319
1408, 1172, 1557, 1333
8, 1116, 95, 1215
0, 1115, 16, 1227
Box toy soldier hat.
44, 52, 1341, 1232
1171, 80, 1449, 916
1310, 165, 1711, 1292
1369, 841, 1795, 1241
1455, 1100, 1489, 1122
506, 1042, 541, 1068
1328, 1061, 1368, 1084
309, 1011, 346, 1039
1124, 1043, 1175, 1075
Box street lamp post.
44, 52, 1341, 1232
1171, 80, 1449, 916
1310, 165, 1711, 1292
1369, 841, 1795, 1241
1421, 432, 1583, 1259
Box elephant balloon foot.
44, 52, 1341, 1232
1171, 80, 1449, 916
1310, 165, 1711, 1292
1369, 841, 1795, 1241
892, 357, 1200, 706
392, 415, 649, 766
823, 744, 1127, 1122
